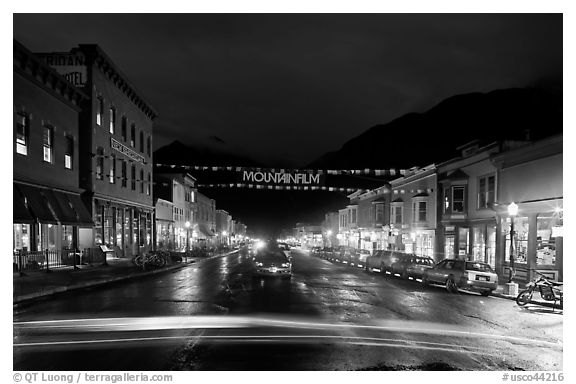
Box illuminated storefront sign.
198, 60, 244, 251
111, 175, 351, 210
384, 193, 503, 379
240, 170, 324, 186
111, 138, 145, 164
40, 53, 87, 87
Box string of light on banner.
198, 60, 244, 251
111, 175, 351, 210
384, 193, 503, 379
195, 183, 358, 192
154, 163, 409, 176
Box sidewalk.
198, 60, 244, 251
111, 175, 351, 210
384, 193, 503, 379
13, 251, 236, 305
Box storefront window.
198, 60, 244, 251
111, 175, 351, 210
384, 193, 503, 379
146, 213, 152, 245
13, 224, 31, 252
61, 225, 74, 249
94, 202, 103, 245
139, 212, 146, 246
103, 206, 114, 246
458, 228, 469, 256
415, 232, 434, 257
132, 210, 139, 246
536, 215, 556, 266
124, 208, 131, 247
39, 223, 57, 251
116, 208, 123, 247
471, 227, 485, 262
504, 217, 529, 263
486, 226, 496, 269
444, 234, 454, 259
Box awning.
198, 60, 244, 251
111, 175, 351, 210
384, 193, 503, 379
42, 189, 78, 226
50, 191, 94, 227
13, 184, 35, 224
14, 184, 93, 227
65, 193, 93, 227
15, 184, 58, 224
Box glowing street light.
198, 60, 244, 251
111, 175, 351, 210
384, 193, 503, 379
507, 202, 518, 283
185, 221, 191, 256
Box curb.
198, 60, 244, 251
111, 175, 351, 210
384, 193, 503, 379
13, 250, 238, 305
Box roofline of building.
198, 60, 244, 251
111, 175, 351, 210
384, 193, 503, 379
14, 39, 89, 109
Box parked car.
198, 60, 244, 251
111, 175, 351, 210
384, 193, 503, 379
350, 249, 371, 268
390, 255, 435, 279
422, 259, 498, 296
320, 247, 334, 259
365, 250, 411, 274
252, 248, 292, 279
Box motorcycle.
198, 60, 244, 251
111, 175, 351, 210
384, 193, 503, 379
516, 271, 563, 310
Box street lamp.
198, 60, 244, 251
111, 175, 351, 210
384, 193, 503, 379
507, 202, 518, 283
185, 221, 191, 261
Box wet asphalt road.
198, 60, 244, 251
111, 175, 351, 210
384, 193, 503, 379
13, 249, 563, 371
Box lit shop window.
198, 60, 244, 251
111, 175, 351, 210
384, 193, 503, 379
43, 125, 53, 163
96, 147, 104, 180
16, 112, 29, 155
96, 96, 104, 126
65, 136, 73, 169
109, 107, 116, 134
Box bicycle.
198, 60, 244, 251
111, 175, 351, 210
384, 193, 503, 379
132, 251, 169, 268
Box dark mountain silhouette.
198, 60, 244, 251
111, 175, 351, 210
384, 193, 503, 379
307, 87, 562, 169
153, 86, 562, 236
154, 140, 261, 167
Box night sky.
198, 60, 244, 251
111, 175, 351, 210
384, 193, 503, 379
13, 14, 562, 167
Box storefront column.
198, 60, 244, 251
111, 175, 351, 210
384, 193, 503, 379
527, 213, 538, 282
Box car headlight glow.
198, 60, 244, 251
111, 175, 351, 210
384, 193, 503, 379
281, 263, 290, 268
256, 262, 263, 267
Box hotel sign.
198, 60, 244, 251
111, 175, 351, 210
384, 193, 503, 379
40, 53, 87, 87
240, 170, 324, 186
111, 138, 145, 164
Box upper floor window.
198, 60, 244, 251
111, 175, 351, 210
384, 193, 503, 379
16, 112, 29, 156
109, 107, 116, 134
121, 116, 127, 142
478, 175, 496, 209
109, 155, 116, 184
130, 124, 136, 147
412, 201, 427, 222
131, 165, 136, 190
140, 169, 144, 193
96, 96, 104, 126
43, 125, 53, 163
96, 147, 104, 179
147, 173, 151, 196
147, 136, 151, 156
392, 205, 403, 225
121, 161, 127, 187
65, 136, 73, 169
452, 186, 465, 213
375, 203, 384, 223
139, 131, 144, 153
